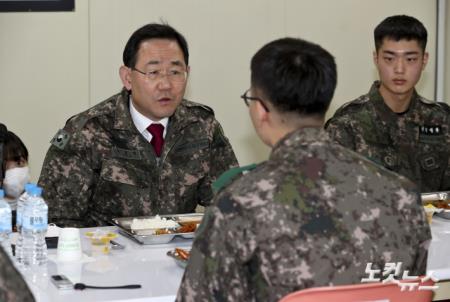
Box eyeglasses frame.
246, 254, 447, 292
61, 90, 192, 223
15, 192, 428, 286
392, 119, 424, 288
131, 66, 188, 83
240, 89, 270, 112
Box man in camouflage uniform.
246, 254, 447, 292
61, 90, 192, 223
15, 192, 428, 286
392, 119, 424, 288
176, 38, 430, 302
326, 15, 450, 192
0, 247, 35, 301
38, 23, 238, 227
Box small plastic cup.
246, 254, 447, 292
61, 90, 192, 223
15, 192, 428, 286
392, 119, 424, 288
57, 228, 82, 262
85, 230, 117, 255
423, 204, 440, 224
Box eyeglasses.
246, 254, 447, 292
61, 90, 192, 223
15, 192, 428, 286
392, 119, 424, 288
132, 67, 187, 83
240, 89, 270, 112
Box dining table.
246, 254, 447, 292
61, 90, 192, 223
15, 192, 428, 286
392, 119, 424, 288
24, 226, 191, 302
21, 216, 450, 302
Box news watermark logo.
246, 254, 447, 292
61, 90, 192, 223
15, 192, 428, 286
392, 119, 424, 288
361, 262, 439, 291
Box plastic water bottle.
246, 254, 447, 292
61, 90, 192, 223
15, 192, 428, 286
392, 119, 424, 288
21, 186, 48, 267
15, 183, 36, 264
16, 183, 36, 232
0, 189, 12, 257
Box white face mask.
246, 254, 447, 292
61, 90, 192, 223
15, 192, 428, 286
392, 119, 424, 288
3, 166, 30, 198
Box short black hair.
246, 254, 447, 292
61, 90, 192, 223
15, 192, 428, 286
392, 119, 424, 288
374, 15, 427, 52
123, 23, 189, 68
250, 37, 336, 117
0, 125, 28, 180
4, 131, 28, 164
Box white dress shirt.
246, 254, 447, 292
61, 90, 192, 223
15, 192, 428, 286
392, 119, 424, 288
129, 98, 168, 142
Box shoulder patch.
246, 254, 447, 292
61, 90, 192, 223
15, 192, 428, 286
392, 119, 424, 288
50, 129, 71, 150
212, 163, 257, 194
51, 113, 91, 150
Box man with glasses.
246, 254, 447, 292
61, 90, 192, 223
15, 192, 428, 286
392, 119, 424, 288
176, 38, 430, 302
38, 23, 238, 227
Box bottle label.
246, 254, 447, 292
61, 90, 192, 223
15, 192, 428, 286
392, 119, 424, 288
23, 215, 48, 231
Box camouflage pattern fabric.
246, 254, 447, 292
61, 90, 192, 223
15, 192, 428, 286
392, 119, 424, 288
0, 247, 35, 302
326, 81, 450, 192
176, 127, 430, 302
38, 89, 238, 227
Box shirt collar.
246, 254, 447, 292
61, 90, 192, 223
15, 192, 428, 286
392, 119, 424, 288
129, 97, 169, 137
369, 81, 419, 117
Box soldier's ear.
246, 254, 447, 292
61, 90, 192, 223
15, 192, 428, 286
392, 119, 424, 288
119, 66, 132, 90
372, 51, 378, 65
255, 100, 270, 124
422, 52, 429, 70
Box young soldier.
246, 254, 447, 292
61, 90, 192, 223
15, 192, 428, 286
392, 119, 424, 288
326, 15, 450, 192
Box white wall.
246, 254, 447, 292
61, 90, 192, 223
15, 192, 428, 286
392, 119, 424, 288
0, 0, 89, 180
0, 0, 438, 181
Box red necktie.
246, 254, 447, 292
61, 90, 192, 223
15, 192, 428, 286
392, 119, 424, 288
147, 123, 164, 157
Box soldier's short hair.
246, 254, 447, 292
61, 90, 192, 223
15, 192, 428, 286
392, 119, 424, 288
250, 37, 336, 117
374, 15, 427, 52
123, 23, 189, 68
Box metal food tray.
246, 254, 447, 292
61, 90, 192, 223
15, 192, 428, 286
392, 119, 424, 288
112, 213, 203, 245
166, 249, 190, 268
421, 192, 450, 203
436, 210, 450, 220
421, 192, 450, 220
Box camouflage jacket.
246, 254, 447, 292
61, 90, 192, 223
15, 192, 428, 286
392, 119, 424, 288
38, 90, 238, 227
0, 247, 35, 302
325, 81, 450, 192
176, 127, 430, 302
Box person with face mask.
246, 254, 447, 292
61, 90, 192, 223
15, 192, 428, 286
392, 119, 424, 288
0, 123, 30, 225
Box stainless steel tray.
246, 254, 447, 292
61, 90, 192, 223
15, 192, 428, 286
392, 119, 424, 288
436, 210, 450, 220
112, 213, 203, 245
421, 192, 450, 203
166, 248, 190, 268
421, 192, 450, 220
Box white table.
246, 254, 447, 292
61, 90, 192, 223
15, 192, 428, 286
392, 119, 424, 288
427, 216, 450, 280
24, 227, 192, 302
426, 216, 450, 300
23, 217, 450, 302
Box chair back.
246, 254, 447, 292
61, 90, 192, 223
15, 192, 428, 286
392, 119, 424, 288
278, 279, 434, 302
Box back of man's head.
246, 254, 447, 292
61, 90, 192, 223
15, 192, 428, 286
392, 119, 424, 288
123, 23, 189, 68
374, 15, 427, 52
250, 38, 336, 118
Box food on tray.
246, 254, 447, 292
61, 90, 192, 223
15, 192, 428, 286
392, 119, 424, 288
432, 201, 450, 209
112, 213, 203, 244
167, 248, 191, 268
153, 222, 197, 235
155, 229, 171, 235
130, 215, 179, 230
175, 248, 190, 260
176, 222, 197, 233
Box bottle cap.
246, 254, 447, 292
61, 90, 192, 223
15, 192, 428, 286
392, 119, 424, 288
25, 183, 36, 193
29, 187, 43, 197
